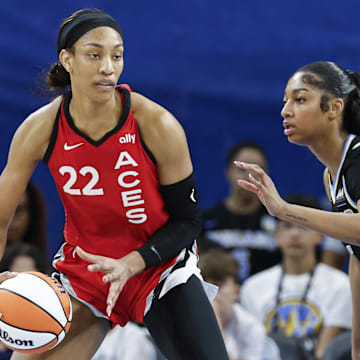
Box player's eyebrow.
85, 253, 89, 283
84, 42, 123, 49
292, 88, 310, 94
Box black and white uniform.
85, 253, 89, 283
328, 134, 360, 259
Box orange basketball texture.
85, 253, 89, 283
0, 271, 72, 353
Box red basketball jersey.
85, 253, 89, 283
45, 85, 177, 325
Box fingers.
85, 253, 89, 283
75, 249, 129, 318
248, 173, 262, 188
106, 282, 123, 317
102, 272, 118, 282
0, 271, 17, 284
234, 161, 266, 180
88, 262, 113, 273
237, 180, 259, 194
76, 246, 106, 263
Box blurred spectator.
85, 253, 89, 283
91, 322, 157, 360
199, 141, 280, 282
240, 194, 352, 360
7, 181, 48, 254
199, 249, 266, 360
0, 243, 52, 359
321, 236, 348, 271
0, 243, 51, 274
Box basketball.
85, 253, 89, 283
0, 271, 72, 353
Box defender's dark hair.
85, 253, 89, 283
47, 9, 123, 92
294, 61, 360, 135
226, 140, 268, 169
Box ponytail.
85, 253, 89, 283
343, 70, 360, 136
46, 61, 71, 93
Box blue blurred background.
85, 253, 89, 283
1, 0, 359, 256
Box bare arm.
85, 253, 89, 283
235, 162, 360, 246
132, 92, 193, 184
0, 98, 60, 259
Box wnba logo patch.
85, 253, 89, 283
265, 299, 322, 337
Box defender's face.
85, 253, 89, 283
63, 26, 124, 102
281, 72, 330, 146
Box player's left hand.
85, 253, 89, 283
75, 247, 145, 317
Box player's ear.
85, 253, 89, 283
59, 49, 73, 73
328, 98, 344, 121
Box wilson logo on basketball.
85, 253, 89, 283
0, 329, 34, 347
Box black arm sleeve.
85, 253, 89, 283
136, 172, 201, 269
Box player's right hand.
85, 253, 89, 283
75, 247, 145, 317
234, 161, 287, 218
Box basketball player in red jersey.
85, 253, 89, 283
0, 9, 229, 360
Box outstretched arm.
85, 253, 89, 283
235, 161, 360, 245
0, 99, 60, 259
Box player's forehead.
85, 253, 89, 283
284, 72, 318, 96
75, 26, 123, 47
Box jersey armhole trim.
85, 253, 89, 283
137, 125, 157, 165
42, 103, 61, 164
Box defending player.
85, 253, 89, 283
236, 61, 360, 359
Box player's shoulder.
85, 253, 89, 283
12, 96, 63, 158
130, 91, 180, 131
129, 91, 187, 155
20, 96, 63, 135
346, 135, 360, 163
350, 135, 360, 151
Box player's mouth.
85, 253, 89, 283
283, 120, 295, 136
95, 80, 116, 89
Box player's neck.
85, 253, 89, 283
225, 192, 260, 214
282, 254, 317, 275
309, 131, 348, 179
69, 90, 122, 140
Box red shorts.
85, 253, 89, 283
53, 242, 177, 326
